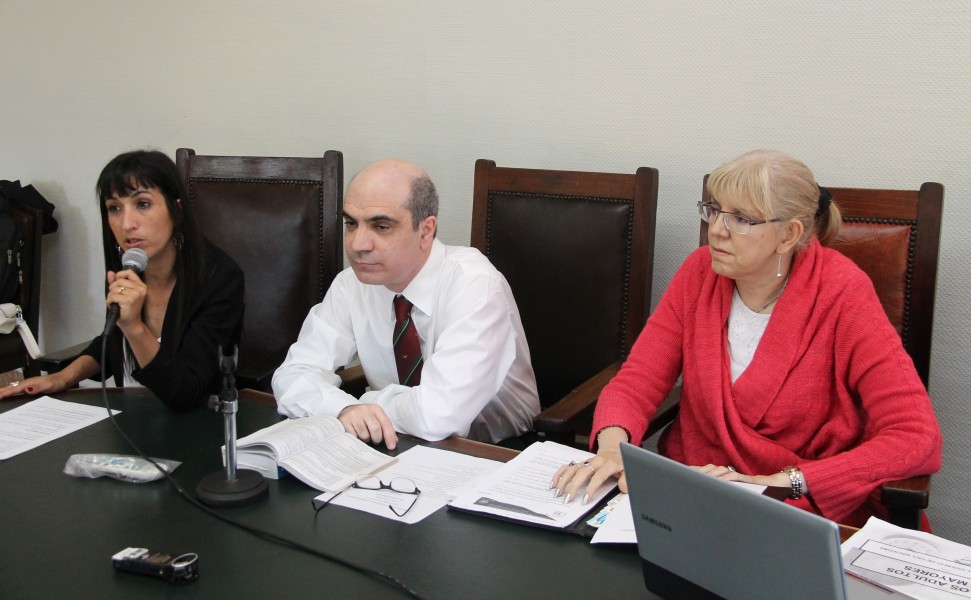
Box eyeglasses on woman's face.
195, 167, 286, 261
697, 201, 782, 235
312, 475, 421, 517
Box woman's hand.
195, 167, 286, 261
0, 373, 70, 401
551, 427, 629, 505
690, 464, 792, 489
106, 269, 147, 332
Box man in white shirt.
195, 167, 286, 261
272, 158, 540, 447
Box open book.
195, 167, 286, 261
233, 415, 396, 493
447, 441, 618, 536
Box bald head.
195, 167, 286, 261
352, 158, 429, 188
348, 159, 438, 230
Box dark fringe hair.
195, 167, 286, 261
95, 149, 214, 347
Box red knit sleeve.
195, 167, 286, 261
797, 262, 942, 522
591, 249, 707, 447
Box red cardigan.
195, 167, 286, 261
593, 240, 942, 525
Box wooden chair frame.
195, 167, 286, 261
175, 148, 344, 391
471, 159, 658, 445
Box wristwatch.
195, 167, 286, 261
780, 466, 807, 499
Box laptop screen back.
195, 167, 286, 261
621, 443, 847, 600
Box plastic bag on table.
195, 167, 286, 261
63, 453, 180, 483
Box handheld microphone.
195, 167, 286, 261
103, 248, 149, 336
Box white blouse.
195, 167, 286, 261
727, 288, 771, 383
121, 337, 162, 388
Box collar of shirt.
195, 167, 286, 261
393, 238, 445, 318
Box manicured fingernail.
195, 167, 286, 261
582, 494, 589, 506
563, 493, 572, 504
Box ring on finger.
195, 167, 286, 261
582, 461, 594, 470
727, 466, 736, 473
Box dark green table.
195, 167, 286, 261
0, 388, 646, 599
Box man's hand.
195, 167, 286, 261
337, 404, 399, 449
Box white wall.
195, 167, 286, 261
2, 0, 969, 541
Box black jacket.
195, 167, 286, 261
82, 247, 244, 411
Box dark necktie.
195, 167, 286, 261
393, 295, 422, 386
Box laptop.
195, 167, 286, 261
620, 443, 905, 600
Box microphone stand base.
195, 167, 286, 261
196, 469, 269, 508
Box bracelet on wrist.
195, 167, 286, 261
780, 466, 807, 499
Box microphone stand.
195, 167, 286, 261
196, 345, 269, 507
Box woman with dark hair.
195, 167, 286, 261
0, 150, 244, 411
553, 150, 941, 527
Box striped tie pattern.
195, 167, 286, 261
392, 295, 422, 386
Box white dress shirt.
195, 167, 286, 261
272, 240, 540, 443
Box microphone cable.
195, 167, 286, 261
97, 340, 425, 599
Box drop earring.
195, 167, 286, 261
777, 254, 783, 278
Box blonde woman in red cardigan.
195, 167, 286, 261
553, 150, 941, 527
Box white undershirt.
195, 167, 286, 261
121, 337, 161, 387
727, 287, 771, 383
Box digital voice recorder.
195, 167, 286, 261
111, 547, 199, 584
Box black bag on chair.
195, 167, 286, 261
0, 180, 57, 305
0, 180, 58, 234
0, 191, 25, 305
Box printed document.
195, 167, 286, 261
590, 494, 636, 543
313, 445, 501, 524
0, 396, 117, 460
448, 441, 617, 528
843, 517, 971, 600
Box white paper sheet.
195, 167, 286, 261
313, 445, 501, 524
0, 396, 118, 460
590, 494, 636, 543
448, 441, 617, 528
843, 517, 971, 600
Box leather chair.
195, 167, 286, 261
471, 159, 659, 446
647, 179, 944, 529
175, 148, 344, 392
0, 203, 43, 376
